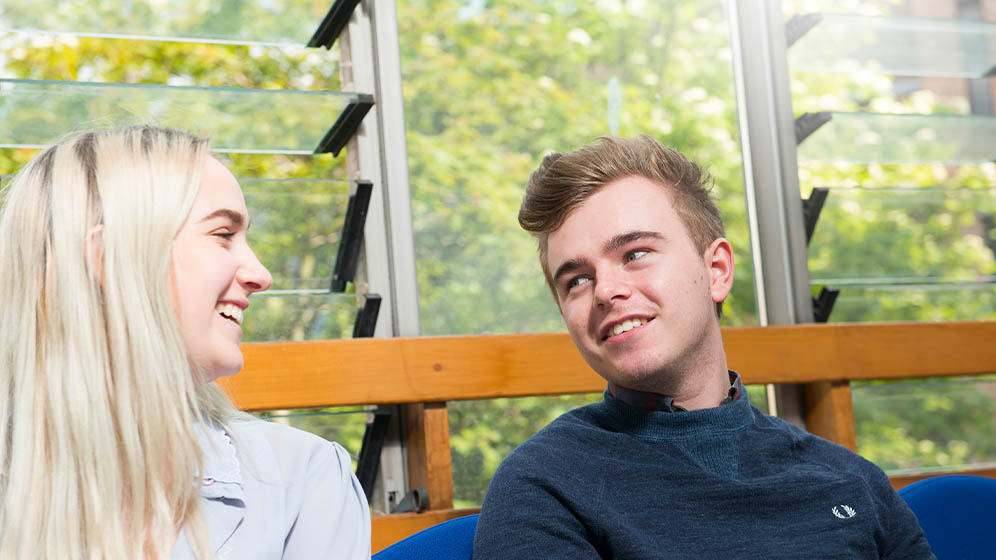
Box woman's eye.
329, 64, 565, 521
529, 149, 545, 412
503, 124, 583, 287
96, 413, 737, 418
214, 232, 235, 240
625, 250, 648, 262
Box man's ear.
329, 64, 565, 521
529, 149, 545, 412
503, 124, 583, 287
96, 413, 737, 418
85, 224, 104, 285
704, 237, 734, 304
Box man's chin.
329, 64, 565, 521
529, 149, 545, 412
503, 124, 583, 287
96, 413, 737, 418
599, 361, 684, 393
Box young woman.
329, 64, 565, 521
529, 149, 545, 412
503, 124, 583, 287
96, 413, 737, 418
0, 126, 369, 559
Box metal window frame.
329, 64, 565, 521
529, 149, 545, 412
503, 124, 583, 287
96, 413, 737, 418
338, 0, 421, 514
727, 0, 814, 426
341, 0, 825, 505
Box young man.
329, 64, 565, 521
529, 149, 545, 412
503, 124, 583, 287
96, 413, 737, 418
472, 136, 933, 559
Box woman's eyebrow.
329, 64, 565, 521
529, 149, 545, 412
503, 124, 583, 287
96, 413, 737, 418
198, 208, 247, 228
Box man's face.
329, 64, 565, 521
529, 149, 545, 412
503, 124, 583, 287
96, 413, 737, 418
546, 175, 732, 392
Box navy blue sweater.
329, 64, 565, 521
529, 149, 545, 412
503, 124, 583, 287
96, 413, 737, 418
473, 392, 934, 559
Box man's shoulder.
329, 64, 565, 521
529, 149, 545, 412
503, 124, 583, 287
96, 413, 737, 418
750, 409, 889, 482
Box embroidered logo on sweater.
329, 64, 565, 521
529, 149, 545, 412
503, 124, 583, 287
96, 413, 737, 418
832, 504, 856, 519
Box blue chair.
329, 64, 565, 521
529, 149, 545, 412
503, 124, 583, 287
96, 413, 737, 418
373, 514, 479, 560
898, 474, 996, 559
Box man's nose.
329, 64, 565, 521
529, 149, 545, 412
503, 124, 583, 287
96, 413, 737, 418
593, 267, 632, 306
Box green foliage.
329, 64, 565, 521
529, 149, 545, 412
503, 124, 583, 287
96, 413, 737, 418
256, 408, 370, 469
2, 0, 993, 508
397, 0, 996, 504
0, 20, 363, 452
399, 0, 758, 336
854, 376, 996, 472
448, 393, 602, 507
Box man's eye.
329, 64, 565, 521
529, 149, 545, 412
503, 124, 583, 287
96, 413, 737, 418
567, 276, 590, 290
625, 250, 648, 262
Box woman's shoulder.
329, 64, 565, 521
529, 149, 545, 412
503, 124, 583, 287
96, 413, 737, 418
225, 418, 352, 486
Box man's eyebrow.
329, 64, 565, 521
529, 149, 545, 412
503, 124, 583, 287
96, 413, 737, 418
552, 231, 664, 284
603, 230, 664, 254
199, 208, 249, 229
552, 257, 589, 286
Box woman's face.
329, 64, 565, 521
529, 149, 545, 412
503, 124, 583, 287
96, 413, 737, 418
171, 157, 272, 382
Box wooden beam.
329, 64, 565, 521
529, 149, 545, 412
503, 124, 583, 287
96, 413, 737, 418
219, 321, 996, 410
722, 321, 996, 384
404, 402, 454, 510
220, 332, 599, 410
803, 381, 857, 451
371, 508, 480, 553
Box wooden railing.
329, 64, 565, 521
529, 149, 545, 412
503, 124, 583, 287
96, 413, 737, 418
218, 321, 996, 552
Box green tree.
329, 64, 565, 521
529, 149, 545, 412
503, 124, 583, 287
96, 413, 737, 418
2, 0, 993, 508
0, 30, 368, 454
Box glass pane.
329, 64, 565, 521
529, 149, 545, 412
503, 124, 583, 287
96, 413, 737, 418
854, 376, 996, 475
797, 112, 996, 164
242, 178, 358, 342
243, 291, 359, 342
0, 0, 335, 47
829, 284, 996, 323
255, 407, 370, 468
0, 79, 358, 154
790, 13, 996, 78
400, 0, 757, 505
447, 393, 600, 508
244, 178, 351, 291
402, 0, 758, 337
786, 3, 996, 479
809, 186, 996, 285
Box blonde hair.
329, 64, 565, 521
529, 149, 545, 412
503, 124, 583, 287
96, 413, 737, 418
0, 126, 241, 559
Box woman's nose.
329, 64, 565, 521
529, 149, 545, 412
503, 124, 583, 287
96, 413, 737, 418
239, 248, 273, 293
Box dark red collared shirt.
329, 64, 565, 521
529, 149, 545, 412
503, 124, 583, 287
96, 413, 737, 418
606, 370, 744, 412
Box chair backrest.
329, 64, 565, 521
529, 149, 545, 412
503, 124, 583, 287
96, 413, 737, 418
898, 474, 996, 559
372, 514, 479, 560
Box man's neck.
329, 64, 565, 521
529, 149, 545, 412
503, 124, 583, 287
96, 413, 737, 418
671, 366, 734, 410
609, 368, 740, 412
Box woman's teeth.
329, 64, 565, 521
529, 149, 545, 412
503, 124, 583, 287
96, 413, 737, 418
216, 303, 243, 325
612, 317, 645, 336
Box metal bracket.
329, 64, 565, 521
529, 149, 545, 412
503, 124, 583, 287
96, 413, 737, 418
802, 187, 829, 245
307, 0, 364, 49
785, 13, 822, 48
980, 213, 996, 260
812, 286, 840, 323
353, 293, 386, 500
355, 408, 392, 501
390, 487, 429, 514
352, 293, 382, 338
314, 93, 375, 156
331, 181, 373, 292
794, 111, 832, 144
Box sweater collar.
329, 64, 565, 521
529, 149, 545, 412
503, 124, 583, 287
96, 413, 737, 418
606, 370, 744, 412
601, 380, 754, 444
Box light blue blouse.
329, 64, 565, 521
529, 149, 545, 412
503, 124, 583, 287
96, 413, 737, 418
171, 418, 370, 559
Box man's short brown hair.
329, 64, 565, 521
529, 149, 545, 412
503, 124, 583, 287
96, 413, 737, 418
518, 135, 726, 313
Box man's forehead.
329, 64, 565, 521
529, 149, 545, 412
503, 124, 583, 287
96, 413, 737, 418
547, 180, 677, 255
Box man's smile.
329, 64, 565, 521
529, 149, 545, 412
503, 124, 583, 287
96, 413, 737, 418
601, 315, 654, 341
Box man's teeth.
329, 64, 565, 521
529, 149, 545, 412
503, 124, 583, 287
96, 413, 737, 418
612, 317, 645, 336
215, 303, 243, 325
